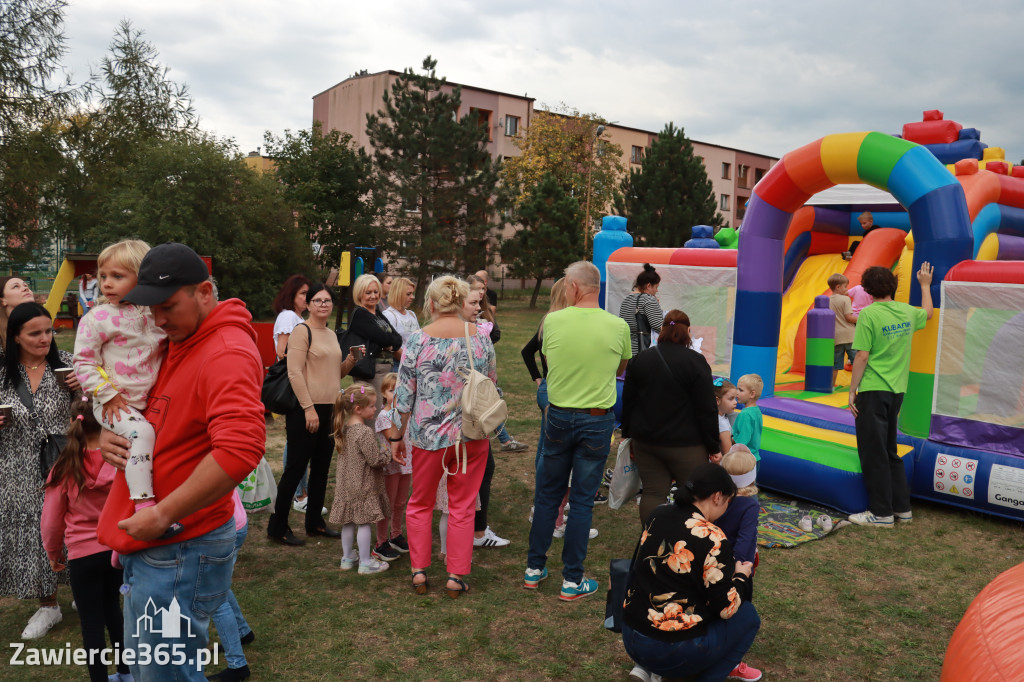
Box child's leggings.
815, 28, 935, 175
69, 550, 130, 682
94, 401, 156, 503
376, 473, 412, 543
342, 524, 373, 564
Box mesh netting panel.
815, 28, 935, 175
934, 281, 1024, 428
606, 262, 736, 374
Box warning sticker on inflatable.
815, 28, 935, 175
988, 464, 1024, 511
933, 454, 976, 500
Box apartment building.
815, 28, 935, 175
311, 70, 776, 231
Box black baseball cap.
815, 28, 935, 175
123, 243, 209, 306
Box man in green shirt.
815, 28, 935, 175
848, 262, 934, 527
525, 261, 631, 601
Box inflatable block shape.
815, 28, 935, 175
808, 231, 849, 255
898, 370, 934, 438
691, 225, 713, 239
997, 175, 1024, 207
942, 563, 1024, 682
986, 161, 1009, 175
992, 234, 1024, 260
784, 139, 836, 196
958, 127, 981, 140
983, 147, 1005, 160
603, 215, 627, 231
923, 109, 944, 121
820, 133, 869, 185
737, 233, 785, 293
806, 306, 836, 340
908, 315, 939, 375
804, 365, 833, 394
732, 344, 780, 397
714, 227, 739, 249
856, 132, 911, 188
926, 140, 987, 165
684, 237, 720, 249
754, 159, 812, 213
733, 289, 782, 347
805, 337, 834, 367
1013, 166, 1024, 179
976, 232, 999, 260
955, 158, 979, 175
903, 119, 962, 145
741, 196, 793, 243
889, 145, 959, 208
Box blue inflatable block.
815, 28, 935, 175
908, 184, 974, 306
888, 145, 959, 208
959, 128, 981, 141
998, 205, 1024, 237
912, 440, 1024, 522
731, 344, 780, 397
733, 290, 782, 347
804, 365, 833, 394
923, 140, 987, 164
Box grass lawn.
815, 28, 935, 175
2, 296, 1021, 680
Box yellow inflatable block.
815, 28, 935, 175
976, 233, 999, 261
894, 246, 914, 303
45, 259, 76, 319
763, 414, 913, 456
909, 315, 940, 375
820, 133, 870, 185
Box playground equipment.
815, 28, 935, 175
595, 110, 1024, 521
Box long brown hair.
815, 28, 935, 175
45, 397, 102, 495
332, 383, 377, 453
466, 275, 495, 323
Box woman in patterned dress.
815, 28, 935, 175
392, 275, 497, 598
0, 303, 77, 639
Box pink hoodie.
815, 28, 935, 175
41, 448, 116, 563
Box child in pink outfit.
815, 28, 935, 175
72, 240, 170, 532
847, 284, 874, 318
41, 397, 132, 682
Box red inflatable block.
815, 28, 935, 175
807, 231, 849, 255
902, 119, 962, 145
923, 109, 944, 121
1012, 166, 1024, 179
986, 161, 1009, 175
954, 159, 978, 175
997, 175, 1024, 208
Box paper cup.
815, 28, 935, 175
352, 346, 365, 361
0, 405, 11, 429
54, 368, 74, 388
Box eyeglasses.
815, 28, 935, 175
310, 299, 333, 307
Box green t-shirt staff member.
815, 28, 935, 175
847, 262, 934, 528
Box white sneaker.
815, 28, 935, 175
292, 497, 308, 513
848, 511, 894, 528
629, 665, 652, 682
553, 526, 598, 539
340, 556, 357, 571
21, 606, 61, 639
473, 527, 510, 548
357, 558, 390, 575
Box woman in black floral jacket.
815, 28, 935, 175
622, 463, 761, 681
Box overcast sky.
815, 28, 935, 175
60, 0, 1024, 163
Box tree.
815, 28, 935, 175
263, 121, 380, 271
365, 56, 503, 298
502, 172, 582, 308
614, 122, 723, 246
91, 134, 312, 316
501, 105, 624, 253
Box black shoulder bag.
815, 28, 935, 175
14, 371, 68, 480
261, 324, 312, 414
633, 294, 652, 353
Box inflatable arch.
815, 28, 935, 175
734, 132, 975, 436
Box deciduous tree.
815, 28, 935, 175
614, 122, 722, 246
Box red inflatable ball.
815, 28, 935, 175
941, 562, 1024, 681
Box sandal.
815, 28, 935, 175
445, 576, 470, 599
411, 570, 429, 595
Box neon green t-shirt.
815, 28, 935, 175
541, 306, 631, 409
851, 300, 927, 393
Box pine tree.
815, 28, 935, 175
502, 172, 582, 308
615, 122, 723, 246
365, 56, 503, 297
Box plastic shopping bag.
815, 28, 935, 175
608, 438, 641, 510
238, 457, 277, 513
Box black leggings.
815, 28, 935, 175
273, 403, 335, 533
68, 551, 129, 682
474, 444, 496, 532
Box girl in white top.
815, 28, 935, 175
382, 277, 420, 357
272, 275, 311, 360
713, 378, 737, 461
72, 240, 171, 529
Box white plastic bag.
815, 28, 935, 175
238, 457, 277, 513
608, 438, 641, 510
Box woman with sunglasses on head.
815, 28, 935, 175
268, 283, 357, 546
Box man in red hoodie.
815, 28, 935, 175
98, 243, 265, 682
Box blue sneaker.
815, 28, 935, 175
523, 566, 548, 589
560, 577, 598, 601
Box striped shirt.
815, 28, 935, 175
618, 292, 664, 355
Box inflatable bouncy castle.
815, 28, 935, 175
598, 110, 1024, 521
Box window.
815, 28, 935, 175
504, 115, 519, 137
722, 163, 731, 180
630, 145, 643, 164
737, 164, 749, 188
720, 194, 730, 211
754, 168, 766, 183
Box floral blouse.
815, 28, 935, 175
394, 326, 497, 451
623, 503, 750, 642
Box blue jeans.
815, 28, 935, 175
495, 422, 513, 444
622, 602, 761, 681
527, 407, 614, 583
210, 524, 252, 669
122, 519, 236, 681
534, 380, 549, 466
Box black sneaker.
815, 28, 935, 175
389, 534, 410, 553
602, 468, 614, 487
372, 541, 400, 562
594, 491, 609, 505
